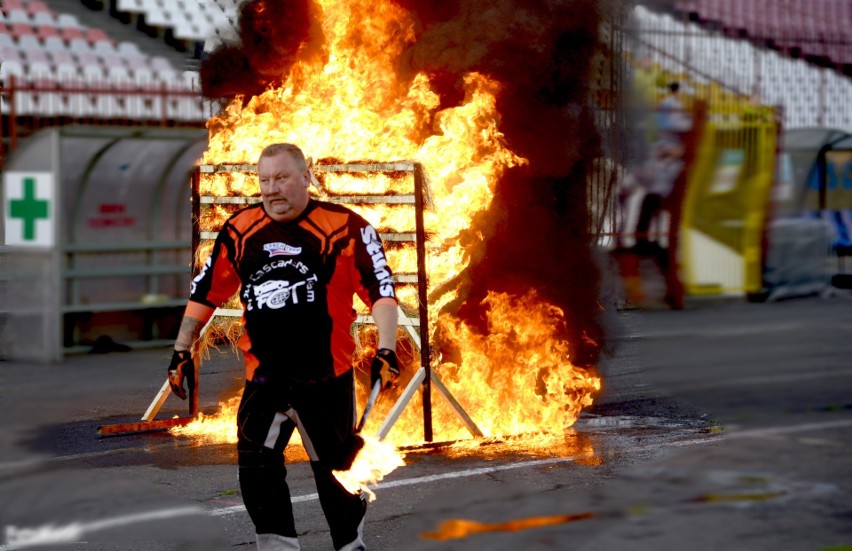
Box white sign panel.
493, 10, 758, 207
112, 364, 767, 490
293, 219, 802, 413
3, 172, 55, 247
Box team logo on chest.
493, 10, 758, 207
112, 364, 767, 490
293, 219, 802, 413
264, 242, 302, 257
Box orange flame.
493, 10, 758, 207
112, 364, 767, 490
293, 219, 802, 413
332, 436, 406, 500
174, 0, 601, 462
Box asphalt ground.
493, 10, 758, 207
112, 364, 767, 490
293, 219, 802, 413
1, 292, 851, 550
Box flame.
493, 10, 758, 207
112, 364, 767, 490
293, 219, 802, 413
332, 435, 406, 500
421, 512, 595, 541
174, 0, 601, 463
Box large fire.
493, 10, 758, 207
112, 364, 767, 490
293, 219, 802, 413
172, 0, 602, 488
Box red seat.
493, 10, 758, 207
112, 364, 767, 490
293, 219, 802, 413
3, 0, 26, 12
26, 0, 52, 15
37, 24, 61, 41
62, 26, 85, 42
86, 27, 111, 44
10, 22, 36, 39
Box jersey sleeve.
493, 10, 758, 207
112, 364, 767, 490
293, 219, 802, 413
189, 221, 241, 308
350, 213, 396, 308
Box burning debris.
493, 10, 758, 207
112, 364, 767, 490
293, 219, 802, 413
180, 0, 606, 456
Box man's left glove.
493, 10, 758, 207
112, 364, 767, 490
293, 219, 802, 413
370, 348, 399, 390
167, 350, 193, 400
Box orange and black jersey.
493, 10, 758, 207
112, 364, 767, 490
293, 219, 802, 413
189, 199, 396, 384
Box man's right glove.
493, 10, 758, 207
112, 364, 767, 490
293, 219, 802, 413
167, 350, 193, 400
370, 348, 399, 390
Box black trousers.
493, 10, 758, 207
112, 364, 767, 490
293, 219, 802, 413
236, 370, 366, 549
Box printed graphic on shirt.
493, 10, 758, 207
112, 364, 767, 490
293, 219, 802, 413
263, 242, 302, 257
360, 225, 395, 298
244, 274, 318, 311
191, 256, 211, 295
249, 259, 311, 283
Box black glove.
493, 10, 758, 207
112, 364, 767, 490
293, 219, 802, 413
370, 348, 399, 390
167, 350, 193, 400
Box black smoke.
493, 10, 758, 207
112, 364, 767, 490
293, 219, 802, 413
200, 0, 326, 99
394, 0, 606, 367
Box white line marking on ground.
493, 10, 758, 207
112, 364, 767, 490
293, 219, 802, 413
1, 416, 849, 543
0, 506, 203, 550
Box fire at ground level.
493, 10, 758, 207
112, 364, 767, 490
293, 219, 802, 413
1, 295, 851, 550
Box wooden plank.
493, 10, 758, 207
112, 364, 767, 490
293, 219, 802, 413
96, 416, 196, 436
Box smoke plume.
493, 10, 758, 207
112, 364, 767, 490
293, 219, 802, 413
394, 0, 606, 366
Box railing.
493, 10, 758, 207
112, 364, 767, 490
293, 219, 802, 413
0, 75, 210, 169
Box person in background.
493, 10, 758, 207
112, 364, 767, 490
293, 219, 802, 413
166, 143, 400, 551
619, 139, 685, 253
656, 81, 692, 146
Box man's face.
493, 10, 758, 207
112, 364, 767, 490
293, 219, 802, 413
258, 152, 310, 222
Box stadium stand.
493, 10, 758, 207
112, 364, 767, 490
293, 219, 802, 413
1, 0, 223, 167
673, 0, 851, 75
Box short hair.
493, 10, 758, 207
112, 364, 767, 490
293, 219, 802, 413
258, 143, 308, 171
668, 82, 680, 93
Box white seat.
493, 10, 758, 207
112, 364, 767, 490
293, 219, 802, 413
0, 59, 25, 84
7, 10, 32, 25
26, 60, 53, 82
13, 91, 38, 115
32, 11, 57, 26
149, 55, 173, 71
55, 62, 80, 84
181, 69, 199, 91
63, 79, 96, 116
43, 35, 67, 51
117, 41, 142, 56
93, 92, 126, 119
93, 40, 118, 55
56, 14, 81, 28
116, 0, 145, 12
170, 96, 203, 121
132, 66, 155, 86
107, 64, 132, 84
18, 34, 42, 52
82, 63, 105, 83
69, 38, 92, 53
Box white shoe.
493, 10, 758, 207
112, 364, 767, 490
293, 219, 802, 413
256, 533, 300, 550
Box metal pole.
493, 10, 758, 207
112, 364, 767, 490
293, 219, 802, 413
413, 163, 433, 442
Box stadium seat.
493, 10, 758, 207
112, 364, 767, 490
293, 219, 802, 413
23, 47, 49, 64
117, 41, 142, 56
10, 22, 36, 39
3, 0, 26, 11
116, 0, 146, 13
106, 63, 132, 83
0, 44, 22, 61
17, 34, 42, 53
0, 59, 25, 83
62, 26, 86, 42
42, 35, 65, 51
148, 55, 173, 71
86, 27, 111, 44
93, 40, 118, 55
26, 0, 52, 15
36, 24, 61, 41
69, 37, 93, 53
7, 10, 32, 26
56, 13, 81, 28
54, 62, 80, 84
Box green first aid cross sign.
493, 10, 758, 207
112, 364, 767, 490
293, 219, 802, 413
4, 172, 55, 247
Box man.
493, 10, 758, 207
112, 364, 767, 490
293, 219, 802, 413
167, 143, 400, 551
